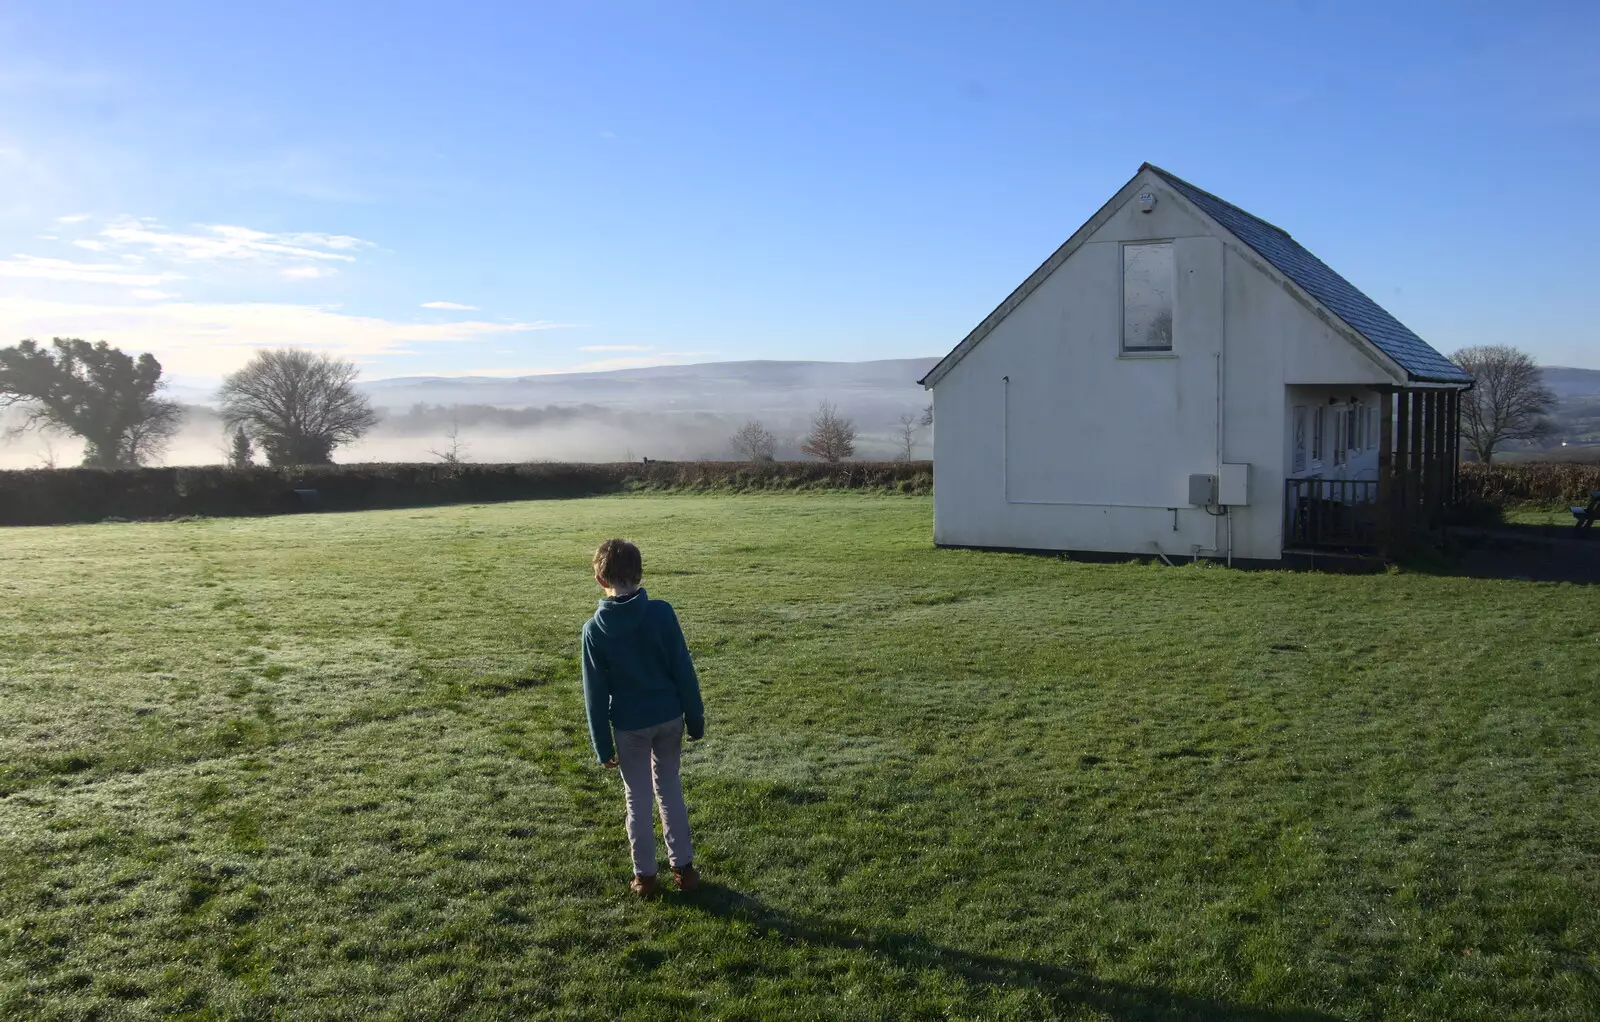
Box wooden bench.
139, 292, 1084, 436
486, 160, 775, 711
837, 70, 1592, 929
1573, 490, 1600, 534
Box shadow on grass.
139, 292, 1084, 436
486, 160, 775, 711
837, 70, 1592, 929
1413, 525, 1600, 584
678, 884, 1338, 1022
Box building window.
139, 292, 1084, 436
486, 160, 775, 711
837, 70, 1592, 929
1122, 242, 1174, 352
1369, 407, 1381, 450
1311, 407, 1324, 465
1333, 409, 1347, 466
1347, 402, 1362, 454
1292, 406, 1308, 474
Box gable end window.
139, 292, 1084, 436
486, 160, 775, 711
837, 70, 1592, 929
1122, 242, 1174, 352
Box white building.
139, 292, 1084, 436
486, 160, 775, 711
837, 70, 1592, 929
921, 164, 1472, 563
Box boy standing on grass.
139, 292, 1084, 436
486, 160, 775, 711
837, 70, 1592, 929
581, 539, 705, 897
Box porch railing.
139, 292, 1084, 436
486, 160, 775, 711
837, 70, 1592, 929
1284, 477, 1382, 552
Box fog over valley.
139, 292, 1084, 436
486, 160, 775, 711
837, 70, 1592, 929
0, 359, 939, 468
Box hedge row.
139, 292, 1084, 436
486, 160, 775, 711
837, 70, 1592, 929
0, 461, 935, 526
1458, 462, 1600, 505
5, 458, 1588, 527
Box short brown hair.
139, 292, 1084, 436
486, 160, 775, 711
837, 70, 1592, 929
593, 539, 643, 588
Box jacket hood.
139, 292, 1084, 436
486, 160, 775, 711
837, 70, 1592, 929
590, 588, 648, 637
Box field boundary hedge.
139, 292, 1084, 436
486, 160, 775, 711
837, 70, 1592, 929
5, 459, 1589, 527
0, 461, 934, 526
1458, 462, 1600, 505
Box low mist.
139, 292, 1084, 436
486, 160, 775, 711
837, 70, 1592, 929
0, 403, 923, 469
0, 358, 939, 469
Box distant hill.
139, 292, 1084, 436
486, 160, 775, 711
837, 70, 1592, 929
1541, 367, 1600, 448
1540, 366, 1600, 399
360, 357, 938, 422
342, 357, 941, 464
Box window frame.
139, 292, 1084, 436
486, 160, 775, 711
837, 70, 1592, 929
1119, 240, 1176, 354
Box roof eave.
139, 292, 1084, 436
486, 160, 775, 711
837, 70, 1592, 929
1403, 372, 1475, 387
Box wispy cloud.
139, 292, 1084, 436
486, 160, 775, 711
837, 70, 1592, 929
96, 218, 373, 264
578, 344, 652, 352
0, 255, 184, 287
281, 265, 336, 280
421, 301, 477, 310
72, 239, 108, 251
128, 289, 180, 300
55, 213, 91, 224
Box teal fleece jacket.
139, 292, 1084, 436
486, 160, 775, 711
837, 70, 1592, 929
581, 589, 705, 764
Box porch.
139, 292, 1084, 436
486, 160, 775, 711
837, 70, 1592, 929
1284, 386, 1467, 556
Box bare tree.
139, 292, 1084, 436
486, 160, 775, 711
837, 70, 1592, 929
800, 402, 856, 463
429, 416, 469, 466
121, 402, 183, 466
729, 419, 777, 461
0, 338, 182, 467
1450, 345, 1555, 463
920, 403, 933, 428
219, 349, 378, 466
37, 437, 59, 470
228, 426, 253, 469
895, 412, 919, 461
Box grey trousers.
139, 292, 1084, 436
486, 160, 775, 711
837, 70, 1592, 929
614, 717, 693, 876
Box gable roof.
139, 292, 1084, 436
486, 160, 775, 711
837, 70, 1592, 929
920, 165, 1472, 388
1143, 165, 1470, 385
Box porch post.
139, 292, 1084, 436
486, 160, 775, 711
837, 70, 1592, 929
1377, 388, 1395, 557
1395, 389, 1412, 542
1410, 390, 1425, 525
1419, 391, 1433, 515
1439, 392, 1449, 512
1448, 389, 1461, 504
1433, 391, 1446, 518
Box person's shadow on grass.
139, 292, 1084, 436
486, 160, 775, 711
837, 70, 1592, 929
677, 884, 1339, 1022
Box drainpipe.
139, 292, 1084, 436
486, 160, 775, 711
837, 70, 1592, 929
1217, 249, 1232, 566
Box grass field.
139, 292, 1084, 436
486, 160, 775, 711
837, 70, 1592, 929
1, 494, 1596, 1021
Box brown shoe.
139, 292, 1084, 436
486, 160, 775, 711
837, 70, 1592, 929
630, 874, 661, 898
672, 864, 700, 893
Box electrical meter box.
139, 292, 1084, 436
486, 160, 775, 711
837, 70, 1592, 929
1187, 474, 1217, 507
1219, 463, 1250, 506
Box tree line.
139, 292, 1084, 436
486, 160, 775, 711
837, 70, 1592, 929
0, 336, 924, 469
1, 336, 1557, 469
2, 340, 377, 469
728, 402, 932, 464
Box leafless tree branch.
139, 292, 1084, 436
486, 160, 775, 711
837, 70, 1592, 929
1450, 345, 1554, 463
729, 419, 777, 461
800, 402, 857, 463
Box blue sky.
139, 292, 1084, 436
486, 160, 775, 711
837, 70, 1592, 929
1, 1, 1596, 383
